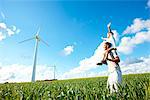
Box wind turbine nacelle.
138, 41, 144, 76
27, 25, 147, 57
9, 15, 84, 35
35, 35, 40, 41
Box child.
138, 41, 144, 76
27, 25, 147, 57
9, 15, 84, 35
101, 22, 117, 48
97, 23, 117, 65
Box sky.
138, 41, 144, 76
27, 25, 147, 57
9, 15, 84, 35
0, 0, 150, 82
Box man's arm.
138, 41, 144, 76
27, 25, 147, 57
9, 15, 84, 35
107, 49, 120, 63
107, 56, 120, 63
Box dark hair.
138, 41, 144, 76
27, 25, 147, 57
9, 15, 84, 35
105, 42, 112, 48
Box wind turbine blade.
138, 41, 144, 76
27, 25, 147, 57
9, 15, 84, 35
40, 38, 49, 47
36, 27, 40, 35
19, 37, 35, 44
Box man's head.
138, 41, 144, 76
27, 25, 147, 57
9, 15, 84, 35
104, 42, 112, 50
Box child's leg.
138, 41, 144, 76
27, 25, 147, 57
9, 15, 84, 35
102, 52, 107, 61
103, 47, 116, 61
102, 47, 117, 61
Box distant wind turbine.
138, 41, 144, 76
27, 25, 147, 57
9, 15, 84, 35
49, 65, 56, 80
19, 27, 49, 82
1, 11, 6, 20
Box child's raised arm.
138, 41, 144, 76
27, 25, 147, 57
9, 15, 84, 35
107, 22, 111, 33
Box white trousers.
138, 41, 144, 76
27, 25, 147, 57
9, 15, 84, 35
107, 69, 122, 93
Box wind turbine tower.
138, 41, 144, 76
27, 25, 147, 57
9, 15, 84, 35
19, 28, 49, 82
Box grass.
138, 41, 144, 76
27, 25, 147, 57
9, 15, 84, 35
0, 73, 149, 100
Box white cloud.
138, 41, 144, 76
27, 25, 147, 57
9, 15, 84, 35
0, 22, 20, 41
123, 18, 150, 34
16, 29, 21, 34
120, 56, 150, 74
118, 18, 150, 54
124, 57, 143, 65
0, 23, 7, 29
0, 64, 55, 83
0, 12, 20, 39
0, 32, 6, 41
147, 0, 150, 8
118, 31, 150, 54
1, 55, 149, 82
61, 56, 150, 79
6, 28, 15, 36
63, 45, 74, 56
12, 25, 17, 31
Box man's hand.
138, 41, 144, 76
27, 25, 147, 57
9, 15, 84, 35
107, 56, 120, 63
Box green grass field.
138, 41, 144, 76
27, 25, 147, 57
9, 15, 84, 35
0, 73, 150, 100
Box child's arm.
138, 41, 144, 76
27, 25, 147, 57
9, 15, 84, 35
101, 37, 107, 41
101, 32, 113, 41
97, 52, 108, 65
107, 22, 111, 33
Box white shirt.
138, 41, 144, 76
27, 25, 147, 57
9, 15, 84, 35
106, 50, 120, 73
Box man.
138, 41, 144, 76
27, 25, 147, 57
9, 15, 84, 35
97, 42, 122, 93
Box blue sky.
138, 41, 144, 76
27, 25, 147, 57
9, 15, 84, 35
0, 0, 150, 82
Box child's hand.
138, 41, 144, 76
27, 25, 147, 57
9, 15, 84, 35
107, 22, 111, 28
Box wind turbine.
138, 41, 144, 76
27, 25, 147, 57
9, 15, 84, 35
19, 27, 49, 82
49, 65, 56, 80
